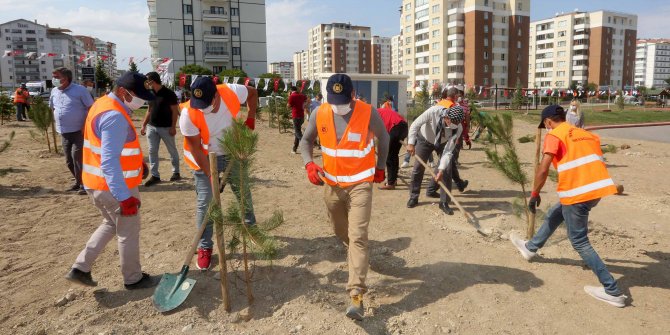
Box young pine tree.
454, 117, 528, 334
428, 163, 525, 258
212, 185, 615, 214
28, 97, 55, 152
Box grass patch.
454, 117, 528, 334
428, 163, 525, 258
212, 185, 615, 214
601, 144, 618, 154
518, 134, 535, 143
490, 108, 670, 126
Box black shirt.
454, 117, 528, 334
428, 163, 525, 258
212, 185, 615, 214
148, 86, 178, 128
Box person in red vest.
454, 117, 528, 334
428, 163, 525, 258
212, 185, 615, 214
511, 105, 626, 308
14, 83, 30, 121
377, 107, 407, 190
299, 74, 389, 321
179, 77, 258, 270
287, 86, 308, 154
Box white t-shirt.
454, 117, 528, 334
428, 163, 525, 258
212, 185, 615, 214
179, 84, 248, 155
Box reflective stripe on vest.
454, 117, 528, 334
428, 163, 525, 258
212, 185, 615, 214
316, 101, 376, 187
82, 164, 142, 178
548, 122, 617, 205
83, 139, 142, 157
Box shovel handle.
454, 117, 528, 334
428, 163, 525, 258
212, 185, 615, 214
527, 128, 542, 239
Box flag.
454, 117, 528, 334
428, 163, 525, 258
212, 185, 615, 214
139, 57, 148, 63
309, 80, 315, 90
254, 78, 261, 88
213, 76, 219, 84
179, 74, 187, 87
233, 77, 240, 84
2, 50, 11, 57
223, 76, 228, 83
264, 79, 271, 91
78, 54, 86, 63
284, 79, 290, 91
244, 77, 250, 86
101, 55, 109, 61
483, 88, 488, 98
300, 80, 307, 92
273, 79, 280, 92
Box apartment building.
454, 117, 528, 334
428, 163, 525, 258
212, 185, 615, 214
292, 50, 308, 80
391, 34, 403, 75
147, 0, 267, 77
372, 36, 392, 74
400, 0, 530, 94
74, 35, 118, 79
635, 39, 670, 89
268, 61, 294, 81
306, 23, 374, 79
529, 10, 637, 90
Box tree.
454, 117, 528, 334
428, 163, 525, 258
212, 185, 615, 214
27, 97, 56, 152
219, 69, 248, 83
408, 81, 430, 122
0, 93, 13, 125
586, 82, 598, 103
510, 82, 525, 110
128, 61, 139, 73
665, 78, 670, 87
95, 61, 112, 93
615, 91, 625, 110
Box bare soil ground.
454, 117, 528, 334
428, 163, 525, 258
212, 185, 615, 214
1, 114, 669, 335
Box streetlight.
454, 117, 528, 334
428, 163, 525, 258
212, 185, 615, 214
169, 21, 175, 76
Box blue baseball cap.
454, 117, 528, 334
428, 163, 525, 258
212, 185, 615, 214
190, 76, 217, 109
326, 73, 353, 105
115, 72, 155, 101
539, 105, 565, 128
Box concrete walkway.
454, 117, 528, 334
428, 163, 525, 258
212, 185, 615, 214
594, 125, 670, 143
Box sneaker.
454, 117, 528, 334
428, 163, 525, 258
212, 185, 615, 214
144, 176, 161, 187
291, 150, 299, 154
426, 191, 440, 198
77, 188, 87, 195
196, 248, 213, 270
510, 234, 536, 261
584, 286, 627, 308
169, 173, 181, 181
456, 180, 469, 193
124, 272, 158, 290
65, 268, 97, 287
439, 202, 454, 215
378, 183, 395, 190
345, 291, 365, 321
406, 197, 418, 208
67, 184, 80, 192
400, 161, 409, 168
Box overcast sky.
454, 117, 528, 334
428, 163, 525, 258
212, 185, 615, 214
0, 0, 667, 73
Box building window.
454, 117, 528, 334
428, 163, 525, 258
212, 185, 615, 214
431, 4, 439, 13
517, 41, 521, 49
432, 67, 440, 74
484, 51, 489, 59
484, 38, 489, 47
211, 26, 226, 35
484, 65, 489, 73
183, 4, 192, 14
501, 54, 505, 61
231, 27, 240, 36
432, 17, 440, 25
432, 55, 440, 62
213, 66, 224, 73
231, 8, 239, 16
484, 12, 489, 20
484, 0, 489, 6
484, 25, 489, 33
232, 47, 241, 55
518, 3, 522, 10
188, 45, 195, 55
184, 25, 193, 35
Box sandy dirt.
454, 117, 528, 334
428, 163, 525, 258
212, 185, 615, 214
1, 113, 669, 335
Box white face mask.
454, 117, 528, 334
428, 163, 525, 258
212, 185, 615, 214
570, 105, 577, 111
86, 86, 93, 92
200, 105, 215, 114
125, 92, 146, 110
52, 78, 62, 87
331, 104, 351, 116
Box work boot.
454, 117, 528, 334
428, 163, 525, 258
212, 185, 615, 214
65, 268, 97, 287
426, 191, 440, 198
196, 248, 213, 270
77, 187, 87, 195
406, 197, 418, 208
144, 176, 161, 187
169, 173, 181, 181
67, 184, 80, 192
345, 290, 365, 321
378, 183, 395, 190
439, 202, 454, 215
584, 286, 627, 308
456, 180, 469, 193
510, 234, 536, 261
124, 272, 158, 290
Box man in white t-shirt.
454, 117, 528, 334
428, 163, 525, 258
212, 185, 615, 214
179, 76, 258, 270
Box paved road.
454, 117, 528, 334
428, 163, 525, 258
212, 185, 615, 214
594, 125, 670, 143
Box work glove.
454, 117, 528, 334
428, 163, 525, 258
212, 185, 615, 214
465, 139, 472, 150
373, 168, 385, 183
528, 192, 541, 214
305, 162, 324, 186
245, 117, 256, 130
142, 162, 149, 179
120, 196, 141, 216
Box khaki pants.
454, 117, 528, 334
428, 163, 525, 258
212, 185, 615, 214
323, 182, 372, 296
72, 188, 143, 285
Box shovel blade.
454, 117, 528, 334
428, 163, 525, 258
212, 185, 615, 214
152, 269, 196, 313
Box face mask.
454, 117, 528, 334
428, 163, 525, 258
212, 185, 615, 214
200, 104, 215, 113
570, 105, 577, 111
331, 104, 351, 116
86, 86, 93, 92
449, 123, 459, 130
125, 92, 146, 110
52, 78, 61, 87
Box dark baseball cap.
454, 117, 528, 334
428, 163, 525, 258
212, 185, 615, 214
539, 105, 565, 128
115, 72, 155, 101
326, 73, 353, 105
145, 71, 161, 85
190, 76, 217, 109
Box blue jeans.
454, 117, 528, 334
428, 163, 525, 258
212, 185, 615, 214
526, 199, 621, 295
146, 124, 180, 178
193, 155, 256, 249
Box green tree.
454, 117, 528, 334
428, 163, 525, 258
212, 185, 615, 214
175, 64, 213, 88
408, 81, 430, 122
586, 82, 598, 103
128, 61, 139, 73
510, 82, 525, 110
95, 61, 112, 93
0, 93, 13, 125
615, 91, 625, 110
219, 69, 248, 83
0, 131, 14, 153
27, 97, 56, 152
665, 78, 670, 87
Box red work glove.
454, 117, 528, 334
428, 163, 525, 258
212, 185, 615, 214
245, 117, 255, 130
305, 162, 324, 186
119, 196, 141, 216
373, 168, 385, 183
528, 191, 541, 214
142, 162, 149, 179
465, 139, 472, 150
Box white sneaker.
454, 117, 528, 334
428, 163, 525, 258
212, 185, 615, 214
584, 286, 627, 308
400, 161, 409, 168
510, 233, 536, 261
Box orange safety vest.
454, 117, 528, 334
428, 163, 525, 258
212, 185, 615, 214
381, 101, 392, 109
14, 88, 28, 104
316, 101, 376, 187
548, 122, 617, 205
181, 84, 240, 171
81, 95, 143, 191
437, 98, 454, 109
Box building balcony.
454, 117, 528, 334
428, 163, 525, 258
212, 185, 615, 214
573, 44, 589, 51
572, 75, 588, 82
203, 31, 230, 41
202, 10, 229, 21
574, 23, 587, 30
447, 34, 464, 41
447, 20, 464, 28
204, 52, 230, 62
447, 72, 464, 79
573, 65, 588, 71
447, 59, 464, 66
447, 47, 464, 54
573, 54, 588, 61
573, 34, 588, 40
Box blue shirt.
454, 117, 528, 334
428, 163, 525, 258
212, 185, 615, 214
49, 83, 94, 134
85, 93, 137, 201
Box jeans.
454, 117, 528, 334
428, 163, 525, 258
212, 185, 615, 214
386, 121, 408, 185
292, 117, 304, 152
451, 142, 464, 184
61, 131, 84, 188
409, 139, 452, 204
193, 155, 256, 249
15, 103, 25, 121
526, 199, 621, 296
146, 124, 180, 178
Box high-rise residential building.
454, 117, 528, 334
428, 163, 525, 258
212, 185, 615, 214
529, 10, 637, 90
307, 23, 373, 79
372, 36, 392, 74
74, 35, 118, 79
391, 34, 403, 75
292, 50, 308, 80
147, 0, 267, 77
400, 0, 530, 94
635, 39, 670, 89
268, 61, 294, 81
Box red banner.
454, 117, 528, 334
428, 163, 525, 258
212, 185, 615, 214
244, 77, 251, 86
300, 80, 307, 92
212, 76, 219, 84
78, 54, 86, 63
179, 74, 187, 87
273, 79, 279, 92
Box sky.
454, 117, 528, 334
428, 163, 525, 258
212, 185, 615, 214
0, 0, 668, 73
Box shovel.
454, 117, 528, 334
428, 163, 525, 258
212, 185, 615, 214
152, 156, 232, 313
